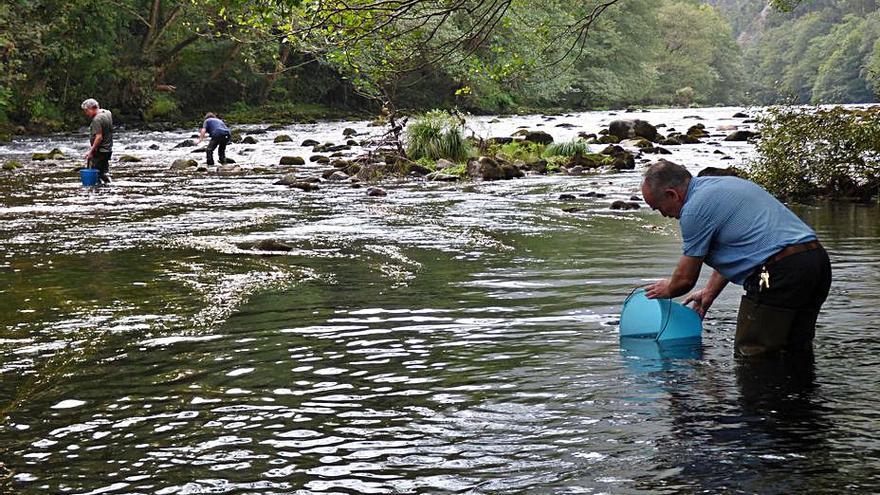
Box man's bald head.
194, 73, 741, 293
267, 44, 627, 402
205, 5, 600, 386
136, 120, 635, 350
641, 160, 692, 219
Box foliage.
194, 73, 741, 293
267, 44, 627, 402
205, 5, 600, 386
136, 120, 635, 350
543, 140, 591, 157
405, 110, 472, 161
749, 106, 880, 200
492, 141, 545, 163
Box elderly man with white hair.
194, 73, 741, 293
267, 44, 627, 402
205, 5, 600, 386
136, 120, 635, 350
81, 98, 114, 185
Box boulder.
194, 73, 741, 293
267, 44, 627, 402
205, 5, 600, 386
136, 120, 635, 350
342, 128, 357, 136
231, 131, 243, 144
170, 159, 198, 170
522, 131, 554, 145
241, 136, 258, 144
686, 124, 709, 138
274, 134, 293, 143
289, 181, 320, 192
732, 112, 749, 118
610, 154, 636, 170
301, 139, 319, 147
600, 145, 625, 156
217, 164, 242, 175
466, 156, 504, 181
435, 158, 456, 170
642, 146, 672, 155
32, 148, 65, 161
697, 166, 745, 178
174, 139, 195, 148
620, 138, 653, 149
119, 155, 142, 163
274, 173, 298, 185
253, 239, 293, 252
724, 130, 759, 142
328, 171, 350, 181
501, 163, 524, 179
367, 187, 387, 197
280, 156, 305, 166
608, 119, 659, 142
310, 155, 330, 164
611, 200, 641, 210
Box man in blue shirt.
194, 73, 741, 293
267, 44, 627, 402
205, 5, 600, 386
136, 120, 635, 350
641, 160, 831, 357
197, 112, 232, 166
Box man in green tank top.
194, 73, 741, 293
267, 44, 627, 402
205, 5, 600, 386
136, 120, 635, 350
82, 98, 113, 184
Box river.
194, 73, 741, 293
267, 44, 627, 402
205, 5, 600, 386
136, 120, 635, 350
1, 107, 879, 493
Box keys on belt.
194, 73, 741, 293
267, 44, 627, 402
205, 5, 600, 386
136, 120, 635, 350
759, 265, 770, 291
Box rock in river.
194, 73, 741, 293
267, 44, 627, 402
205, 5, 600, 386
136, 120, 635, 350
367, 187, 387, 197
174, 139, 195, 148
611, 200, 641, 210
274, 134, 293, 143
724, 130, 760, 142
253, 239, 293, 252
522, 131, 554, 145
241, 136, 258, 144
280, 156, 305, 166
170, 159, 198, 170
608, 119, 659, 142
301, 139, 320, 147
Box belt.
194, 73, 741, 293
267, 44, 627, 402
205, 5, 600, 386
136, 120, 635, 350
766, 240, 822, 265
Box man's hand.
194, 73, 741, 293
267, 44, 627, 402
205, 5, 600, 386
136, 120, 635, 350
645, 279, 672, 299
683, 288, 717, 319
85, 149, 94, 160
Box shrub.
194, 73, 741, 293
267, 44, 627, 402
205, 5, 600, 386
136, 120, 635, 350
749, 106, 880, 201
145, 94, 180, 121
405, 110, 471, 162
543, 139, 590, 158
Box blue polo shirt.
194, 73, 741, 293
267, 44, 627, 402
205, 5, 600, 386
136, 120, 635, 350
680, 176, 817, 285
203, 117, 230, 138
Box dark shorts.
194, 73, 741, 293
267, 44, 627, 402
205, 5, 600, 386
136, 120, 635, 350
735, 246, 832, 357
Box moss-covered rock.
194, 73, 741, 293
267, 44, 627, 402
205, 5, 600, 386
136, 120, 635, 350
274, 134, 293, 143
119, 155, 142, 162
170, 159, 198, 170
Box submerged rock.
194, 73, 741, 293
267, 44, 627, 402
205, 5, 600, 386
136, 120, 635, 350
274, 173, 298, 185
732, 112, 749, 118
118, 155, 142, 163
174, 139, 195, 148
289, 181, 320, 192
253, 239, 293, 252
149, 144, 161, 150
559, 193, 577, 201
611, 200, 641, 210
301, 139, 319, 147
32, 148, 65, 161
241, 136, 258, 145
343, 128, 357, 136
367, 186, 387, 197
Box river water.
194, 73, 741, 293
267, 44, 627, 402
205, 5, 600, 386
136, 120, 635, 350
1, 107, 878, 494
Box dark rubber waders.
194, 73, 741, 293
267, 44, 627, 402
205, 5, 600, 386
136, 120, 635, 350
735, 296, 797, 357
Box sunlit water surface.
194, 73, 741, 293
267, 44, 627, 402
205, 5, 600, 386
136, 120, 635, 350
1, 107, 879, 493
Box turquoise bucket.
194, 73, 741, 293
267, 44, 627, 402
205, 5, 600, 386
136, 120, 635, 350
80, 168, 99, 186
619, 288, 702, 342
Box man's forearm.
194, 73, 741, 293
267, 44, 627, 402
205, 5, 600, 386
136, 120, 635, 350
705, 270, 728, 298
89, 134, 103, 153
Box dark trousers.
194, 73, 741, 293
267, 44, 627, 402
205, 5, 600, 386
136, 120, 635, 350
735, 246, 832, 357
206, 133, 231, 165
89, 151, 112, 183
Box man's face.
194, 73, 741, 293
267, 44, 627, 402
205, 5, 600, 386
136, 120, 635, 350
83, 107, 98, 118
642, 182, 686, 219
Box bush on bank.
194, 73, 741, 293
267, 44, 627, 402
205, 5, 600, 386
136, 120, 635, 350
750, 106, 880, 201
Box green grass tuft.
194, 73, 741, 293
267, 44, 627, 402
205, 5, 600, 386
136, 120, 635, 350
406, 110, 472, 162
543, 139, 590, 158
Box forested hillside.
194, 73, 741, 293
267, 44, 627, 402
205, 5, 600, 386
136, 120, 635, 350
1, 0, 878, 134
0, 0, 743, 132
709, 0, 880, 104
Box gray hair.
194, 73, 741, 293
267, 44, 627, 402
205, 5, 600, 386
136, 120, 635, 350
81, 98, 99, 110
643, 159, 692, 197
